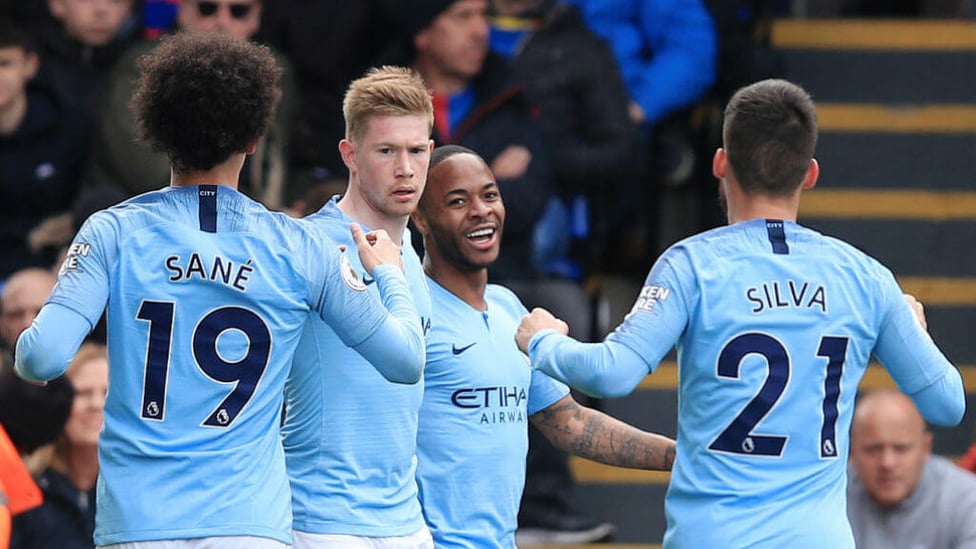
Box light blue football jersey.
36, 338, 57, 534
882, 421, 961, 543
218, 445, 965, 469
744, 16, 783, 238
417, 279, 568, 548
283, 197, 432, 536
35, 186, 417, 545
528, 218, 964, 549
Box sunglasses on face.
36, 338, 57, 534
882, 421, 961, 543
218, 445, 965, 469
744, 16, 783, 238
196, 1, 254, 19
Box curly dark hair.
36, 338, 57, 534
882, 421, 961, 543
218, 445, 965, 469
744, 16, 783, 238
131, 32, 282, 174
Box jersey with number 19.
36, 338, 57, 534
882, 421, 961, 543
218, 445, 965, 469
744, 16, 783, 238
29, 186, 421, 546
527, 218, 964, 549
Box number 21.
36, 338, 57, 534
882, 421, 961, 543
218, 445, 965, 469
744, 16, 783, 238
709, 332, 848, 458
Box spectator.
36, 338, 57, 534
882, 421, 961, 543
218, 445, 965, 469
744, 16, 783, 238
256, 0, 400, 206
86, 0, 299, 210
412, 144, 676, 547
848, 389, 976, 549
282, 66, 433, 549
564, 0, 716, 129
0, 22, 90, 280
566, 0, 717, 262
15, 31, 424, 547
515, 79, 965, 548
0, 361, 73, 549
390, 0, 553, 286
488, 0, 636, 277
36, 0, 138, 112
12, 343, 108, 549
486, 0, 635, 541
0, 268, 57, 361
0, 364, 75, 467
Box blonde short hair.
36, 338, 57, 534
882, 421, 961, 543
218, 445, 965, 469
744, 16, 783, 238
343, 66, 434, 144
66, 342, 108, 379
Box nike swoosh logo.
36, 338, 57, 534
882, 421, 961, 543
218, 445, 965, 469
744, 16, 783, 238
452, 342, 477, 355
363, 275, 375, 286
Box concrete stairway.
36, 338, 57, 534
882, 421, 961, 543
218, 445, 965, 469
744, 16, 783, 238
522, 18, 976, 547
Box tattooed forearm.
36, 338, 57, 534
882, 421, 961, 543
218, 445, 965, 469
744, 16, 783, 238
531, 397, 676, 471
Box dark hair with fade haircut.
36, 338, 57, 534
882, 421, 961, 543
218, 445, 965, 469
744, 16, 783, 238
723, 78, 818, 197
131, 32, 282, 174
429, 144, 478, 170
417, 144, 483, 216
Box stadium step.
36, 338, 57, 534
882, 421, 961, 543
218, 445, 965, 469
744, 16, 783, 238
564, 17, 976, 544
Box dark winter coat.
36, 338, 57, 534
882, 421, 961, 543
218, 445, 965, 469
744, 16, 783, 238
11, 468, 96, 549
0, 81, 89, 278
433, 54, 554, 281
35, 21, 137, 113
512, 2, 636, 195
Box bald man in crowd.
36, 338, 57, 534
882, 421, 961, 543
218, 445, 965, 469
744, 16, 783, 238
0, 268, 57, 361
848, 389, 976, 549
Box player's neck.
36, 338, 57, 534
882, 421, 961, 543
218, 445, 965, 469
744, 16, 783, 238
425, 260, 488, 311
726, 190, 802, 224
336, 191, 408, 246
169, 153, 246, 189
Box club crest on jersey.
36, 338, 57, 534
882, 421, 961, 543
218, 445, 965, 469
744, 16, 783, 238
339, 253, 367, 292
633, 284, 671, 313
58, 242, 92, 276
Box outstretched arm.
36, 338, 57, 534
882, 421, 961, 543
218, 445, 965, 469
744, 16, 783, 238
529, 394, 675, 471
876, 285, 964, 426
16, 304, 92, 383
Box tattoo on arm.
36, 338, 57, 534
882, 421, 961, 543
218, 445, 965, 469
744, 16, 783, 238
532, 397, 676, 471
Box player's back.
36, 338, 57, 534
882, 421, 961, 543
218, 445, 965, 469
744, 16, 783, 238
81, 186, 323, 545
661, 218, 928, 548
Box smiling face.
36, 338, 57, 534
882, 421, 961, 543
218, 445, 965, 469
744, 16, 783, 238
62, 353, 108, 448
415, 151, 504, 272
340, 113, 433, 224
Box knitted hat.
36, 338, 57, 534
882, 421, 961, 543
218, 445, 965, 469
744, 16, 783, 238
0, 365, 74, 454
396, 0, 458, 40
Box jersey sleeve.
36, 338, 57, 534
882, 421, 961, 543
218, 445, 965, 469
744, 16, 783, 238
16, 215, 117, 382
47, 214, 116, 324
527, 369, 569, 416
873, 269, 965, 426
15, 304, 92, 383
528, 248, 691, 398
348, 264, 426, 384
309, 240, 425, 384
